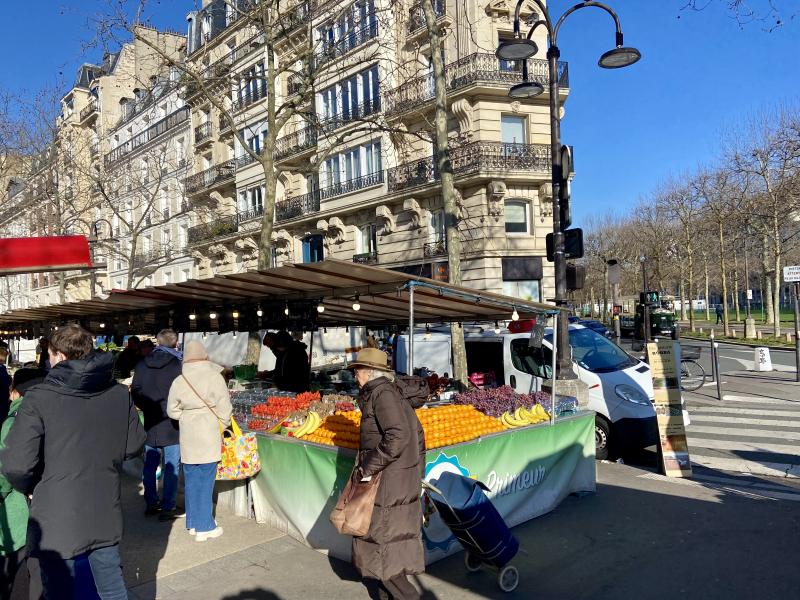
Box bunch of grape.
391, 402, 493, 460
452, 386, 550, 418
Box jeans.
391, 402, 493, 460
143, 444, 181, 510
40, 544, 126, 600
183, 463, 218, 533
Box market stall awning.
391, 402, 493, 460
0, 259, 560, 332
0, 236, 93, 275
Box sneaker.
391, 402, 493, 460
195, 527, 223, 542
144, 505, 161, 517
158, 507, 186, 522
188, 528, 196, 536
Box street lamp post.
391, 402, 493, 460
641, 256, 651, 344
498, 0, 640, 378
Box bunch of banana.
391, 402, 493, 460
500, 405, 551, 428
291, 411, 323, 438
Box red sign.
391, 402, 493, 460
508, 319, 536, 334
0, 236, 93, 275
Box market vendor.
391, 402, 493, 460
271, 331, 310, 393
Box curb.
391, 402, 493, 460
678, 334, 794, 352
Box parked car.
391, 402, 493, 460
395, 324, 658, 460
577, 319, 613, 339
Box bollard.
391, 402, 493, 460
714, 340, 722, 401
756, 330, 763, 340
699, 327, 703, 334
709, 333, 717, 383
730, 328, 737, 338
787, 333, 794, 344
754, 347, 773, 372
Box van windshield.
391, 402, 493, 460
546, 327, 637, 373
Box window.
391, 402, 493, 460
503, 280, 541, 302
505, 200, 529, 234
179, 224, 188, 250
344, 148, 361, 182
429, 210, 445, 243
163, 271, 172, 285
358, 224, 378, 255
501, 115, 526, 145
240, 186, 264, 214
302, 235, 324, 263
364, 140, 382, 174
181, 268, 191, 282
322, 155, 341, 188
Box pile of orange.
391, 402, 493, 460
303, 410, 361, 450
303, 406, 504, 451
417, 405, 505, 449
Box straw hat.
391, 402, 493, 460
184, 340, 208, 363
348, 348, 392, 372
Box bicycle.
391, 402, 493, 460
679, 346, 706, 392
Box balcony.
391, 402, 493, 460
238, 205, 264, 222
314, 21, 379, 69
105, 107, 190, 165
276, 191, 321, 222
352, 251, 378, 265
319, 171, 384, 200
133, 248, 171, 269
384, 54, 569, 116
317, 98, 381, 133
184, 159, 236, 195
237, 149, 263, 169
80, 99, 99, 123
423, 240, 447, 259
275, 126, 317, 161
188, 215, 239, 244
287, 75, 304, 97
194, 122, 213, 145
90, 141, 100, 156
232, 87, 267, 112
408, 0, 445, 35
387, 142, 550, 192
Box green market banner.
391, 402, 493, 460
250, 412, 595, 564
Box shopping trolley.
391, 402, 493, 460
423, 471, 520, 592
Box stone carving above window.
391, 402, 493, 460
235, 237, 259, 264
403, 198, 430, 229
271, 229, 294, 259
451, 99, 473, 138
538, 182, 553, 221
376, 205, 395, 235
487, 180, 507, 217
485, 0, 539, 21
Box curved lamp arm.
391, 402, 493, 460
553, 1, 623, 45
514, 0, 554, 41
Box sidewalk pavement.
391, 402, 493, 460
123, 462, 800, 600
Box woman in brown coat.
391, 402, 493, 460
348, 348, 426, 600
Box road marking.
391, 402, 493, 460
722, 394, 799, 405
689, 454, 800, 478
689, 472, 800, 493
687, 425, 800, 441
687, 436, 799, 455
690, 415, 800, 427
691, 406, 800, 417
638, 471, 800, 500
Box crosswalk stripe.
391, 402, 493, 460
687, 436, 799, 456
689, 415, 800, 427
722, 394, 800, 406
689, 454, 800, 478
687, 425, 800, 441
691, 407, 800, 418
689, 472, 800, 493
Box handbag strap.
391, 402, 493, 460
181, 374, 222, 423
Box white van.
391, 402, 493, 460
396, 324, 658, 459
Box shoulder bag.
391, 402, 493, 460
329, 464, 382, 537
181, 374, 261, 480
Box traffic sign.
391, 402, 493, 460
784, 265, 800, 282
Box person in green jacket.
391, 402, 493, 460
0, 368, 46, 600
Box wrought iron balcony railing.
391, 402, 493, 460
408, 0, 445, 34
232, 86, 268, 112
384, 53, 569, 115
287, 75, 304, 96
319, 171, 384, 200
195, 122, 213, 144
352, 251, 378, 265
276, 191, 321, 222
184, 159, 237, 194
237, 149, 263, 169
188, 215, 239, 244
133, 247, 172, 269
80, 99, 99, 122
239, 206, 264, 222
317, 98, 382, 132
275, 126, 317, 160
105, 107, 189, 165
423, 240, 447, 259
314, 21, 379, 69
387, 142, 550, 192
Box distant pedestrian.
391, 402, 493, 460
715, 304, 724, 325
0, 324, 145, 599
114, 336, 141, 380
36, 338, 50, 371
0, 368, 46, 600
347, 349, 425, 600
272, 331, 310, 393
131, 329, 183, 521
139, 339, 155, 358
167, 341, 232, 542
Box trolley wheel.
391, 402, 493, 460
464, 552, 482, 572
497, 565, 519, 593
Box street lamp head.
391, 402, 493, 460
496, 38, 538, 61
508, 80, 545, 99
598, 46, 641, 69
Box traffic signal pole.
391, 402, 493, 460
641, 257, 651, 344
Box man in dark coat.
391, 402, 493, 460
0, 324, 145, 598
131, 328, 183, 520
272, 331, 310, 393
114, 335, 141, 379
348, 348, 425, 600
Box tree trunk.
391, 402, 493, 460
687, 235, 695, 331
257, 39, 278, 269
679, 277, 687, 321
590, 287, 596, 319
602, 263, 609, 324
422, 0, 467, 385
733, 252, 741, 322
762, 234, 774, 325
704, 255, 710, 322
772, 216, 782, 336
718, 222, 729, 332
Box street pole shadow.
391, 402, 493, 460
220, 590, 281, 600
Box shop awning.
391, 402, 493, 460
0, 236, 93, 275
0, 259, 559, 332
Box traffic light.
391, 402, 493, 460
559, 145, 573, 229
639, 291, 659, 306
566, 264, 586, 291
546, 228, 584, 262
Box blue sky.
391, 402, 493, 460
2, 1, 798, 226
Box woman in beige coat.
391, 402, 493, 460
167, 341, 232, 542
